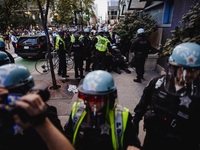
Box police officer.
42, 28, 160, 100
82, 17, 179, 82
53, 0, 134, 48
133, 42, 200, 150
92, 29, 112, 70
64, 70, 141, 150
0, 64, 63, 150
70, 33, 85, 79
55, 31, 69, 79
83, 28, 92, 72
130, 28, 151, 83
64, 29, 71, 50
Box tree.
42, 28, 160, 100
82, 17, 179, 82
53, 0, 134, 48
0, 0, 26, 31
56, 0, 95, 25
112, 11, 157, 49
160, 0, 200, 57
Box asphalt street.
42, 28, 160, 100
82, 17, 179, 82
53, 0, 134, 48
5, 43, 160, 145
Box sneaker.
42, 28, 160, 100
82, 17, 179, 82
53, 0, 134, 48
133, 79, 142, 83
57, 73, 62, 76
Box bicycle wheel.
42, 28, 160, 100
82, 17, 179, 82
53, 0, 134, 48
66, 56, 74, 71
35, 59, 51, 75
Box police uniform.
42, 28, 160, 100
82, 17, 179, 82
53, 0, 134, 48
82, 34, 92, 71
64, 102, 141, 150
133, 75, 200, 150
130, 34, 151, 81
55, 35, 67, 77
92, 35, 112, 70
70, 39, 85, 78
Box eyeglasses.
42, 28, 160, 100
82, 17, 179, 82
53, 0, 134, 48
78, 92, 106, 103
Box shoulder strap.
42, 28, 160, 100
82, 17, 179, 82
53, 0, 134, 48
110, 105, 129, 150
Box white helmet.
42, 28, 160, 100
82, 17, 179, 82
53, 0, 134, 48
137, 28, 145, 34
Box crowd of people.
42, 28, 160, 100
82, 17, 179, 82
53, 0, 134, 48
0, 25, 200, 150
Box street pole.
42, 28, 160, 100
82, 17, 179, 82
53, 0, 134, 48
80, 0, 83, 31
26, 0, 30, 30
37, 0, 59, 90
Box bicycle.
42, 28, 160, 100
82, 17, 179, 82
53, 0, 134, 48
35, 50, 74, 75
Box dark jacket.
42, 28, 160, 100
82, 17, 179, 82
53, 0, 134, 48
130, 34, 151, 58
0, 104, 63, 150
70, 40, 85, 59
133, 75, 200, 150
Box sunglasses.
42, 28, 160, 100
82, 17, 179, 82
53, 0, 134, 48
78, 92, 106, 103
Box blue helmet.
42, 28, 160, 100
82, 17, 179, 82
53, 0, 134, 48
79, 70, 116, 95
78, 70, 117, 125
0, 39, 5, 48
0, 64, 35, 94
98, 28, 104, 33
84, 28, 90, 33
165, 42, 200, 97
0, 51, 11, 66
169, 42, 200, 67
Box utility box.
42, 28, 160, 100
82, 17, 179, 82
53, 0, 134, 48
145, 54, 158, 71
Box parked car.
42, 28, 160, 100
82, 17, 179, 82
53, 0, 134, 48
15, 35, 47, 59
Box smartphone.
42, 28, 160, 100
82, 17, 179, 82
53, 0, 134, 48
4, 93, 22, 105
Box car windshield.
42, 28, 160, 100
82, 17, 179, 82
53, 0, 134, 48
19, 38, 38, 44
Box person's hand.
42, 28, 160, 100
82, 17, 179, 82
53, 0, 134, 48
14, 94, 47, 126
15, 94, 46, 116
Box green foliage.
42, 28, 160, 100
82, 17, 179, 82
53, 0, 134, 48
112, 11, 157, 46
161, 0, 200, 57
0, 0, 26, 31
10, 14, 36, 29
56, 0, 94, 25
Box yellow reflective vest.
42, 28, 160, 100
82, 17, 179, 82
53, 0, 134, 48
71, 34, 75, 43
55, 36, 66, 50
71, 101, 129, 150
95, 35, 110, 52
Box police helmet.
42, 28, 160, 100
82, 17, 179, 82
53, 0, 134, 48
84, 28, 90, 33
58, 31, 64, 35
0, 39, 5, 48
74, 33, 80, 38
0, 64, 35, 94
48, 30, 52, 34
98, 28, 104, 33
0, 51, 11, 66
137, 28, 145, 34
78, 70, 117, 112
165, 42, 200, 97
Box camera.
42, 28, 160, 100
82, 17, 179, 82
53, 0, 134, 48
0, 83, 50, 127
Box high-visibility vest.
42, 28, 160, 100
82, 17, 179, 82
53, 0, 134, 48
71, 101, 129, 150
95, 35, 110, 52
79, 35, 84, 41
71, 34, 75, 43
55, 36, 66, 50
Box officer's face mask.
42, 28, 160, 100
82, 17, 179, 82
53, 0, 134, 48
165, 65, 200, 97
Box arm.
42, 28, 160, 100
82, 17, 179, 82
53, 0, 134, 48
14, 94, 75, 150
124, 113, 142, 150
35, 118, 75, 150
